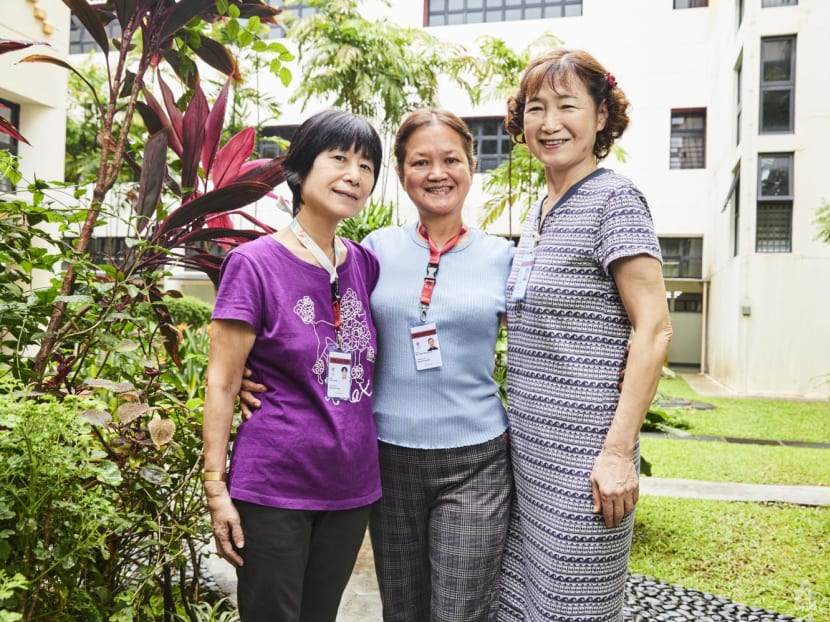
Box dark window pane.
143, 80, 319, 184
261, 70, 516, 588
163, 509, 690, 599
427, 0, 582, 25
758, 154, 792, 198
761, 90, 791, 132
762, 40, 793, 82
670, 110, 706, 169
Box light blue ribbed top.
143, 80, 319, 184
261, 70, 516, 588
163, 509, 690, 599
362, 223, 514, 448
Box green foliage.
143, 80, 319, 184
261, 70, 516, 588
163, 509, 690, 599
162, 295, 214, 328
493, 324, 507, 409
0, 386, 127, 619
815, 199, 830, 244
0, 167, 84, 384
336, 199, 394, 242
480, 144, 547, 230
289, 0, 455, 132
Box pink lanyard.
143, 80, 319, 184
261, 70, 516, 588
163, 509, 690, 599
417, 222, 467, 321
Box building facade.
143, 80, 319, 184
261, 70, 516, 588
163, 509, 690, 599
7, 0, 829, 398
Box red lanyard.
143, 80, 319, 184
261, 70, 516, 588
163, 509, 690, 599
418, 222, 467, 320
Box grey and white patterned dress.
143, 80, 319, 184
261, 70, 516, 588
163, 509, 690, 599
499, 169, 661, 621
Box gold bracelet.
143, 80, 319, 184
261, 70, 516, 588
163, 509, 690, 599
200, 470, 226, 482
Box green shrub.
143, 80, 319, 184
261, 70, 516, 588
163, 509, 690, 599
161, 295, 214, 329
0, 385, 127, 619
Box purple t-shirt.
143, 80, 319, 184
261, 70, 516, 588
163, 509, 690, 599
212, 234, 381, 510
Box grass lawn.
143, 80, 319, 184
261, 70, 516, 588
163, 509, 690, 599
632, 373, 830, 621
631, 497, 830, 621
654, 375, 830, 443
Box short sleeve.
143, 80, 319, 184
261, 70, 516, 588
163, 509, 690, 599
212, 250, 265, 333
595, 185, 662, 277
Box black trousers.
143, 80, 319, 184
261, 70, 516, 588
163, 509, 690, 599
234, 500, 371, 622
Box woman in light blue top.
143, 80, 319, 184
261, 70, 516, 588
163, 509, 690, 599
242, 109, 514, 621
362, 109, 514, 622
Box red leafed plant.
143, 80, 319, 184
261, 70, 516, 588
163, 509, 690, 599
1, 0, 287, 381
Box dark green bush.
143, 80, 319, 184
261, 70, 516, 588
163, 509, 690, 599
161, 295, 214, 328
0, 385, 126, 619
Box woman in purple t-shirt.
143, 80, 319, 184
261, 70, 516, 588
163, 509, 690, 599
201, 109, 383, 622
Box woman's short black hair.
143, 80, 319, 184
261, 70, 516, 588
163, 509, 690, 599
281, 109, 383, 216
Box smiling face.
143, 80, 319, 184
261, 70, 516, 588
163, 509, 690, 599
398, 123, 475, 222
299, 145, 375, 222
523, 73, 608, 182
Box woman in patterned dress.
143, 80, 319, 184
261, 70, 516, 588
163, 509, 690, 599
498, 49, 672, 621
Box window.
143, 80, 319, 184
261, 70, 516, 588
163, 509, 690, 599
762, 0, 797, 6
0, 99, 19, 193
464, 118, 512, 172
735, 59, 742, 145
266, 2, 317, 38
674, 0, 708, 8
668, 292, 703, 313
69, 15, 121, 54
659, 237, 703, 279
727, 168, 741, 257
756, 153, 793, 253
759, 36, 795, 133
426, 0, 581, 26
670, 109, 706, 169
258, 125, 298, 158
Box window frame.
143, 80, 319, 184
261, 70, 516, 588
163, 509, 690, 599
673, 0, 708, 8
658, 237, 703, 279
761, 0, 797, 7
0, 98, 20, 194
69, 15, 122, 54
755, 152, 793, 253
463, 117, 513, 173
669, 108, 707, 170
759, 35, 796, 134
425, 0, 582, 27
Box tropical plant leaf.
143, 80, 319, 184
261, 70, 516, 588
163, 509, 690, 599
142, 85, 183, 156
181, 84, 208, 195
0, 39, 47, 55
211, 127, 256, 189
191, 34, 239, 81
137, 130, 168, 231
159, 181, 273, 232
201, 80, 230, 176
62, 0, 110, 54
231, 0, 280, 23
179, 227, 263, 245
158, 0, 216, 43
20, 54, 102, 111
134, 100, 164, 135
0, 116, 30, 145
157, 73, 185, 153
113, 0, 137, 30
235, 156, 285, 189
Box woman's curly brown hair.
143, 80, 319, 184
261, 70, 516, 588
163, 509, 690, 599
504, 49, 630, 161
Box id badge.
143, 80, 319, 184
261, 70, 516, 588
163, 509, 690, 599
326, 350, 352, 400
511, 250, 535, 302
410, 322, 442, 371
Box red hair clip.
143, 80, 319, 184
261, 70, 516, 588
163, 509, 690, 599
605, 72, 618, 89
